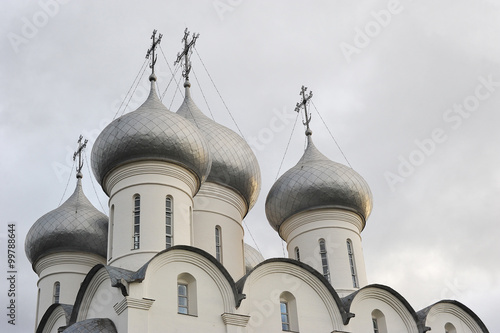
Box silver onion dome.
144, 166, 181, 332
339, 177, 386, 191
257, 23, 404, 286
176, 82, 261, 212
265, 135, 373, 233
244, 243, 265, 273
25, 175, 108, 265
92, 79, 211, 195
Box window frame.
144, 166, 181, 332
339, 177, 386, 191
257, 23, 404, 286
319, 239, 330, 283
215, 226, 222, 262
177, 283, 188, 314
280, 301, 290, 331
166, 196, 173, 249
294, 247, 300, 261
53, 281, 60, 304
133, 195, 140, 250
347, 239, 359, 288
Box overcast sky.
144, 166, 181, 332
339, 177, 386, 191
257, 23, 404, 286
1, 1, 499, 332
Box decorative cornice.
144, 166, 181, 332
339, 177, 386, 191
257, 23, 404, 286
35, 252, 105, 275
105, 161, 198, 197
221, 312, 250, 327
113, 297, 155, 315
197, 182, 247, 219
280, 209, 364, 241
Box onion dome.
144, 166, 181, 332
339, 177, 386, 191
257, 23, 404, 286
91, 76, 211, 195
176, 81, 261, 212
25, 173, 108, 265
244, 243, 265, 273
265, 134, 373, 233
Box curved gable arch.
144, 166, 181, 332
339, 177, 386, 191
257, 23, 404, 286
239, 258, 348, 331
36, 303, 72, 333
420, 300, 489, 333
141, 245, 239, 313
69, 265, 126, 325
346, 284, 419, 333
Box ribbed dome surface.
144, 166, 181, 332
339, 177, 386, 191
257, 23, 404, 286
266, 136, 372, 232
64, 318, 117, 333
25, 178, 108, 265
92, 81, 211, 194
177, 84, 261, 212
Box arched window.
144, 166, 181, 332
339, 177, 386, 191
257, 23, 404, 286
445, 322, 457, 333
53, 282, 60, 303
215, 226, 222, 262
133, 195, 140, 249
346, 239, 358, 288
295, 247, 300, 261
177, 273, 197, 316
280, 291, 299, 332
372, 309, 387, 333
319, 239, 330, 282
166, 196, 173, 249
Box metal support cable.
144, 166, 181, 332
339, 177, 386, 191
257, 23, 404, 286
193, 46, 246, 140
119, 62, 149, 118
113, 58, 148, 120
275, 111, 300, 181
84, 151, 106, 212
243, 220, 263, 256
192, 67, 216, 121
58, 159, 76, 206
311, 100, 353, 168
159, 45, 184, 101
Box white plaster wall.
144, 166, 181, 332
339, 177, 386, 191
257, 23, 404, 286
282, 209, 368, 295
240, 271, 340, 333
143, 261, 228, 333
192, 182, 246, 280
106, 162, 197, 271
347, 292, 418, 333
34, 252, 105, 326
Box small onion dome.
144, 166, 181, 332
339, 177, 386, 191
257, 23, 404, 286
265, 135, 373, 233
176, 82, 261, 212
25, 175, 108, 265
91, 78, 211, 195
244, 243, 265, 273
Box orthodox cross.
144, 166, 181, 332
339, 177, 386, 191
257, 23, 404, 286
73, 135, 88, 174
146, 29, 163, 75
294, 85, 313, 133
174, 28, 200, 80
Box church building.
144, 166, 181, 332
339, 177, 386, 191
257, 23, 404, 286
25, 30, 489, 333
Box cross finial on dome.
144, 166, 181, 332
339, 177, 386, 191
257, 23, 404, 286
295, 85, 313, 136
73, 135, 88, 179
146, 29, 163, 81
174, 28, 200, 83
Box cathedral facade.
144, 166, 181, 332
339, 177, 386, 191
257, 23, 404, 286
25, 33, 489, 333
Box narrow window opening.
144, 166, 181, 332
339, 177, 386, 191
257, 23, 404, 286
347, 239, 358, 288
445, 322, 457, 333
295, 247, 300, 261
53, 282, 60, 304
372, 309, 387, 333
166, 196, 173, 249
319, 239, 330, 282
133, 195, 140, 249
280, 291, 299, 332
215, 226, 222, 262
177, 273, 197, 316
